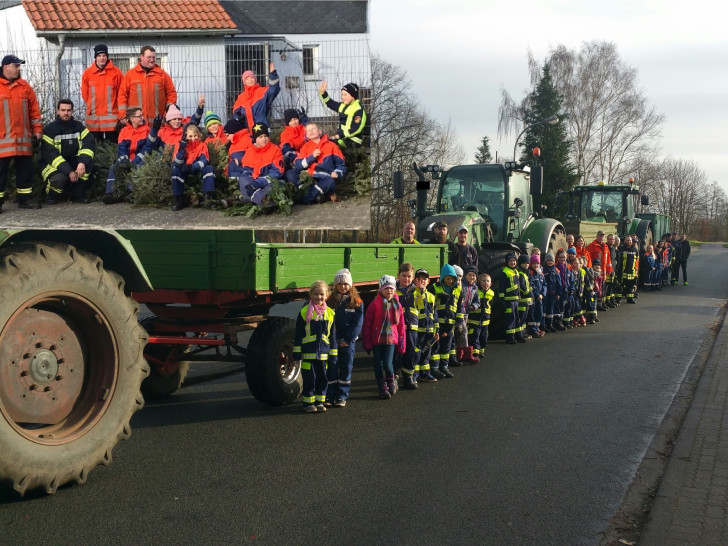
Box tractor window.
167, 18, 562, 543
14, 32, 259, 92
582, 191, 623, 223
439, 166, 506, 228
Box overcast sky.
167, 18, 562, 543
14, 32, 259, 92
370, 0, 727, 191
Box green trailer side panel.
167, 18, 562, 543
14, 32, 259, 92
257, 244, 445, 291
117, 231, 445, 293
117, 230, 257, 291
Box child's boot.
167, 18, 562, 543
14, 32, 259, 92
402, 373, 418, 390
439, 366, 454, 378
463, 346, 479, 363
386, 374, 398, 396
378, 380, 391, 400
555, 318, 567, 331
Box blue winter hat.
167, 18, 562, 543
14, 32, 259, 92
440, 263, 457, 280
505, 252, 516, 264
567, 247, 577, 255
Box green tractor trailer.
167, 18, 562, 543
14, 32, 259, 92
0, 229, 445, 495
556, 180, 671, 250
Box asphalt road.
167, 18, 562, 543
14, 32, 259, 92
0, 244, 724, 544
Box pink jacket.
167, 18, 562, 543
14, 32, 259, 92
362, 293, 406, 353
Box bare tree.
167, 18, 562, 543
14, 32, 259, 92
499, 42, 664, 184
651, 158, 708, 236
369, 55, 465, 242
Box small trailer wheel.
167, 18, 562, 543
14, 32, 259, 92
245, 317, 302, 406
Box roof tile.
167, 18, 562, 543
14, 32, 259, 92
21, 0, 238, 32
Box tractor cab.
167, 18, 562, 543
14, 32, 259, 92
436, 164, 533, 244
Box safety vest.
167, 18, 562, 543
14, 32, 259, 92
432, 283, 462, 324
293, 305, 337, 363
414, 288, 437, 333
499, 267, 519, 301
468, 288, 494, 327
517, 269, 533, 311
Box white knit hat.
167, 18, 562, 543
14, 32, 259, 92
334, 268, 353, 286
379, 274, 396, 290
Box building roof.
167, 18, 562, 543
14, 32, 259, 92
219, 1, 368, 35
21, 0, 238, 34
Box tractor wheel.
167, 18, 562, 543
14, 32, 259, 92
245, 317, 302, 406
139, 318, 190, 400
141, 344, 190, 400
0, 243, 149, 496
545, 226, 568, 255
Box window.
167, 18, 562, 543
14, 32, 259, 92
302, 45, 319, 79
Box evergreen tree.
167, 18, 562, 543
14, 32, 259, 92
474, 136, 493, 164
519, 64, 579, 216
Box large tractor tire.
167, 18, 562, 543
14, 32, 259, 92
245, 317, 302, 406
139, 318, 190, 400
0, 243, 149, 496
541, 224, 568, 255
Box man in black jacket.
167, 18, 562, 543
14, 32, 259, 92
670, 233, 682, 285
41, 99, 95, 204
677, 234, 691, 285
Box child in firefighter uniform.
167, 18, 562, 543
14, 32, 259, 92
412, 268, 439, 382
294, 280, 337, 413
516, 254, 533, 340
395, 263, 419, 389
542, 252, 563, 333
499, 253, 521, 344
467, 273, 494, 359
428, 264, 462, 377
239, 122, 284, 207
527, 255, 546, 338
325, 269, 363, 408
170, 123, 216, 211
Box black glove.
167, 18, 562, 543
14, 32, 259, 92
298, 106, 307, 118
152, 114, 163, 134
233, 107, 245, 122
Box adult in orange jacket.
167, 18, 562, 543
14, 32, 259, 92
0, 55, 43, 211
81, 44, 123, 143
118, 45, 177, 125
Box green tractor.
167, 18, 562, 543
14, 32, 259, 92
394, 158, 567, 275
556, 179, 670, 250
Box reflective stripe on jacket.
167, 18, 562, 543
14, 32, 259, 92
119, 63, 177, 124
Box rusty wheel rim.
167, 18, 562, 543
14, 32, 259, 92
0, 292, 118, 445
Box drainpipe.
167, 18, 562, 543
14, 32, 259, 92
55, 34, 66, 104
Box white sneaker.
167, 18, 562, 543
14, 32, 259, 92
304, 405, 317, 413
334, 399, 347, 407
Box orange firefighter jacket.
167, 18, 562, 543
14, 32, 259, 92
81, 59, 123, 132
118, 64, 177, 124
0, 76, 42, 158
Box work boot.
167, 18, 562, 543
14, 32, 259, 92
439, 367, 454, 378
19, 196, 42, 209
430, 368, 445, 380
555, 318, 567, 332
102, 193, 118, 205
402, 374, 418, 390
515, 333, 527, 343
449, 353, 463, 367
171, 194, 186, 211
506, 335, 517, 344
418, 371, 437, 383
628, 298, 636, 304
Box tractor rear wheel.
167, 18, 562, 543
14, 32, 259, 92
0, 243, 148, 496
